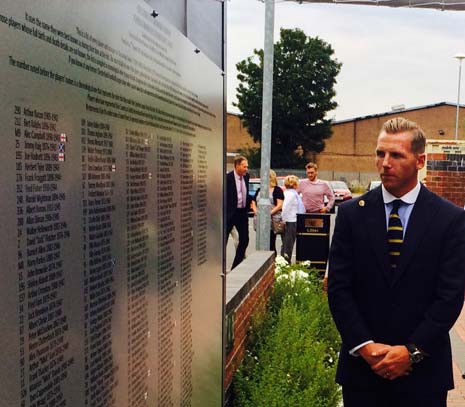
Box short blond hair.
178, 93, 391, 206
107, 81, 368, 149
284, 175, 299, 189
381, 117, 426, 154
305, 162, 317, 170
269, 169, 278, 187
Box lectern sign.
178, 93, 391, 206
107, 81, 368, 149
0, 1, 223, 406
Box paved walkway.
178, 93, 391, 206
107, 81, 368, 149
449, 305, 465, 406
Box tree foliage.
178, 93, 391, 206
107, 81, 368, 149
234, 28, 342, 168
237, 146, 261, 169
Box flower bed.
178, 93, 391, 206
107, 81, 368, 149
231, 256, 341, 407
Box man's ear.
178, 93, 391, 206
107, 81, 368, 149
416, 153, 426, 170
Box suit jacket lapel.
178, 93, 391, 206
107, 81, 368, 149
365, 189, 392, 285
229, 171, 238, 207
391, 186, 438, 286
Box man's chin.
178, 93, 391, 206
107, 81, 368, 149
381, 175, 395, 184
380, 179, 395, 191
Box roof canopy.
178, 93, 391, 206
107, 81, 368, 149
285, 0, 465, 11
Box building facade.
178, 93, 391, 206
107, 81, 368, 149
227, 112, 260, 153
228, 102, 465, 185
319, 102, 465, 183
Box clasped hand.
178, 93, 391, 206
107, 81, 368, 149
359, 343, 411, 380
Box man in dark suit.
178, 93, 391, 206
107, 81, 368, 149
226, 155, 250, 269
328, 117, 465, 407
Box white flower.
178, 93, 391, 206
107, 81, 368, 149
288, 270, 309, 282
296, 270, 309, 279
276, 274, 289, 282
300, 260, 311, 267
275, 255, 288, 267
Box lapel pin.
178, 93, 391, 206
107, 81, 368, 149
359, 200, 365, 207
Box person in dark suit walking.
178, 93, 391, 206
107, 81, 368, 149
226, 156, 250, 269
328, 117, 465, 407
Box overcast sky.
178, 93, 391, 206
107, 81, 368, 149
227, 0, 465, 121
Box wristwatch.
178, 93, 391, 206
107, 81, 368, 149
406, 343, 424, 364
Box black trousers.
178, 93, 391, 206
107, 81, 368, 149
270, 229, 277, 254
342, 387, 447, 407
227, 208, 249, 269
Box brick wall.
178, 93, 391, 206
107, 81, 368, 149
227, 105, 465, 181
227, 112, 259, 153
319, 104, 465, 175
224, 251, 275, 399
422, 140, 465, 207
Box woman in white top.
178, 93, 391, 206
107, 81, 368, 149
281, 175, 303, 262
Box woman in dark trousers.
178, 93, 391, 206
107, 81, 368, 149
251, 169, 284, 253
281, 175, 303, 263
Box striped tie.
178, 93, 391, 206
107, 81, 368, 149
387, 200, 403, 270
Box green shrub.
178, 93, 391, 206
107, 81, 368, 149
232, 257, 341, 407
349, 180, 366, 194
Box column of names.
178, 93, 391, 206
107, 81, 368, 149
196, 145, 208, 266
180, 141, 194, 406
14, 105, 73, 407
125, 129, 151, 407
156, 135, 176, 407
81, 119, 117, 407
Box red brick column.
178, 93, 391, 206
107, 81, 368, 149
422, 141, 465, 208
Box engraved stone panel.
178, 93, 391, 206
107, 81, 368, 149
0, 1, 223, 406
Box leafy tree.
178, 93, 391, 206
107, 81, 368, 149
237, 146, 261, 169
234, 28, 342, 168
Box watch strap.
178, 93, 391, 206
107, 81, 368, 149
406, 343, 424, 364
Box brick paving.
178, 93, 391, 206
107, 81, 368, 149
448, 305, 465, 406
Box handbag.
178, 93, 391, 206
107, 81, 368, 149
271, 211, 285, 234
254, 213, 284, 234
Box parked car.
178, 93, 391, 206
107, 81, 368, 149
248, 177, 261, 196
329, 180, 352, 204
367, 180, 382, 191
248, 178, 261, 217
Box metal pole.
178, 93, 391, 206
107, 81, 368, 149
456, 60, 463, 140
454, 54, 465, 140
256, 0, 274, 250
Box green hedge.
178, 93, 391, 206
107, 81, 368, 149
232, 258, 341, 407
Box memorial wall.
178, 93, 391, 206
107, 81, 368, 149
0, 1, 224, 406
